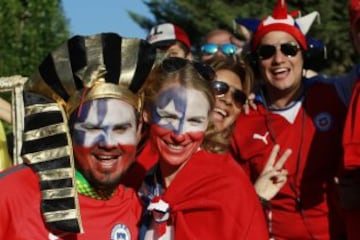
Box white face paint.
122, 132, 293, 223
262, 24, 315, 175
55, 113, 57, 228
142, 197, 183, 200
150, 86, 210, 169
73, 98, 137, 147
72, 98, 139, 188
153, 87, 210, 135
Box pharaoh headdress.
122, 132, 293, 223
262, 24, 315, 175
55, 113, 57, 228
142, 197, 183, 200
21, 33, 156, 233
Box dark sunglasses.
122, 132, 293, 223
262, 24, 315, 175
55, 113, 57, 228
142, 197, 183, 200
161, 57, 215, 81
211, 80, 247, 106
257, 42, 300, 60
201, 43, 237, 56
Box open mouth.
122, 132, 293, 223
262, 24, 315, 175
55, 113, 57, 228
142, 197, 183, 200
213, 107, 228, 118
92, 150, 122, 161
271, 67, 289, 79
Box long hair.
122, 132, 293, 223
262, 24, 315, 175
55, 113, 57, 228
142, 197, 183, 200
205, 57, 255, 152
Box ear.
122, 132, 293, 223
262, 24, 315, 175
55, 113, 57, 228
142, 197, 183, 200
136, 120, 143, 144
185, 52, 193, 60
142, 110, 151, 124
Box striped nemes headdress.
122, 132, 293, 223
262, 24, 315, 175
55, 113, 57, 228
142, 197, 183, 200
21, 33, 156, 233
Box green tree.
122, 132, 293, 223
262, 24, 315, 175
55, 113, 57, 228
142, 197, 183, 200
0, 0, 69, 77
129, 0, 353, 75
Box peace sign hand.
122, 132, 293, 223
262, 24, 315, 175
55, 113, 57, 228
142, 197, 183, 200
254, 144, 292, 201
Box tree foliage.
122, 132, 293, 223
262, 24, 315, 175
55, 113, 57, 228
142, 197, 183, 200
0, 0, 69, 77
129, 0, 354, 75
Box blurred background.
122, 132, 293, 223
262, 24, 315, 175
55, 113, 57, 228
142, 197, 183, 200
0, 0, 354, 78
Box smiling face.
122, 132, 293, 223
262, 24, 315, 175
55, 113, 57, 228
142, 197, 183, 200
149, 85, 210, 169
211, 69, 243, 131
258, 31, 303, 100
72, 98, 139, 191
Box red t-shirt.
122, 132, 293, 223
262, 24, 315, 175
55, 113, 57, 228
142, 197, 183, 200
343, 80, 360, 169
0, 165, 142, 239
231, 83, 346, 239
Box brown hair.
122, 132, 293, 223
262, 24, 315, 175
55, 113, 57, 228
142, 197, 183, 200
208, 56, 254, 95
143, 59, 228, 153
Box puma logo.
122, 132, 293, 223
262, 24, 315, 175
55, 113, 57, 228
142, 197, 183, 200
253, 132, 269, 145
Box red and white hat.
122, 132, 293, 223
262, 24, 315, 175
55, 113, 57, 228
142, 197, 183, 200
349, 0, 360, 27
251, 0, 308, 51
147, 23, 191, 50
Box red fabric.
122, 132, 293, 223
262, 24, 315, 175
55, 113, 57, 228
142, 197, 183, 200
160, 150, 269, 240
341, 79, 360, 240
231, 83, 346, 239
251, 0, 307, 50
343, 80, 360, 169
0, 165, 142, 239
121, 140, 158, 190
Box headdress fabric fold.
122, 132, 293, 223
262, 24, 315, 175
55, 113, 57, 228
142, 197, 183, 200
21, 33, 156, 233
251, 0, 308, 51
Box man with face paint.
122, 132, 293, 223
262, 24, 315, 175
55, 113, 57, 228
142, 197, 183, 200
0, 33, 156, 239
137, 57, 269, 240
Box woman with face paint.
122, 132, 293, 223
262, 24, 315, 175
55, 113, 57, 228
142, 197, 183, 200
137, 57, 269, 240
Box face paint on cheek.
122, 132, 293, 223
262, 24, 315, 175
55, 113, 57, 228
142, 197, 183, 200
73, 143, 137, 174
151, 87, 187, 134
73, 99, 109, 147
149, 124, 205, 166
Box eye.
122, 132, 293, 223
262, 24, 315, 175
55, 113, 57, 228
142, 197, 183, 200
160, 114, 179, 120
113, 123, 132, 133
188, 117, 205, 124
82, 123, 101, 131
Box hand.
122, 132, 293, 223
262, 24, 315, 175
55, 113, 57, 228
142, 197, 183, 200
254, 144, 292, 201
242, 92, 257, 115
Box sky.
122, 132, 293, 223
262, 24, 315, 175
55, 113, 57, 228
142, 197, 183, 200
61, 0, 153, 39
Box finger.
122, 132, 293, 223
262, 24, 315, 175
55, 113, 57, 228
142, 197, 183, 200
248, 93, 257, 111
242, 102, 250, 115
270, 171, 288, 184
263, 144, 280, 170
274, 148, 292, 170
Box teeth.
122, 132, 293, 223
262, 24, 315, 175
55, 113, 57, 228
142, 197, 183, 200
96, 155, 116, 160
214, 107, 227, 117
273, 68, 286, 74
168, 144, 184, 150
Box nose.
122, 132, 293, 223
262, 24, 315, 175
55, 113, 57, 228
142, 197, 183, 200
218, 91, 233, 105
273, 48, 286, 64
214, 50, 226, 59
98, 130, 116, 148
170, 132, 186, 143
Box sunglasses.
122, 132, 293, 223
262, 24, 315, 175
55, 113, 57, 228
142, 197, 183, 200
201, 43, 237, 56
257, 42, 300, 60
211, 80, 247, 106
161, 57, 215, 81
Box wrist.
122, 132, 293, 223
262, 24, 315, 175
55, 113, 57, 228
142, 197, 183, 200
258, 195, 271, 208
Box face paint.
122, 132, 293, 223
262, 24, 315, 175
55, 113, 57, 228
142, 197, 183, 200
72, 98, 138, 189
150, 86, 210, 167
